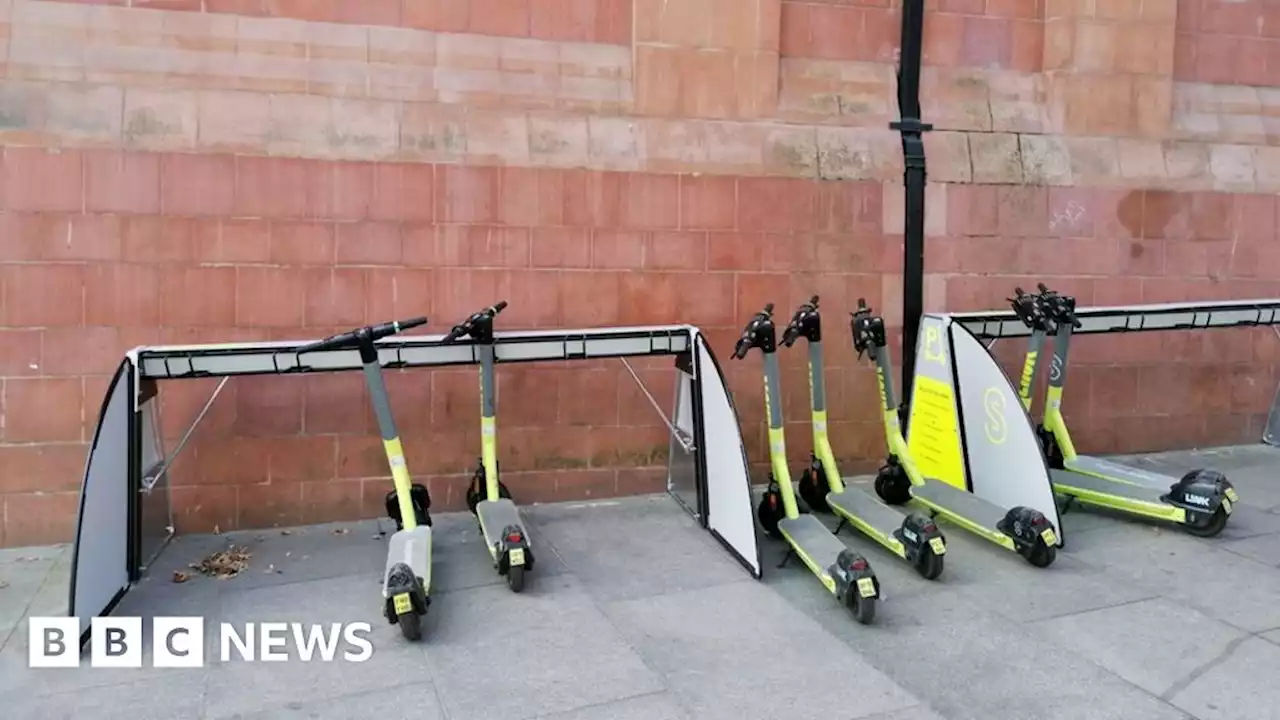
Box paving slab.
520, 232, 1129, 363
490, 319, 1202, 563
532, 692, 690, 720
1069, 523, 1280, 633
208, 679, 446, 720
1167, 637, 1280, 720
3, 671, 208, 720
1219, 531, 1280, 567
602, 580, 921, 720
524, 496, 746, 603
424, 575, 663, 720
1033, 596, 1248, 697
810, 614, 1190, 720
205, 574, 437, 718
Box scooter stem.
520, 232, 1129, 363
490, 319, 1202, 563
478, 345, 501, 502
761, 350, 800, 520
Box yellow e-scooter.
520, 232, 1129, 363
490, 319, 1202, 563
443, 301, 535, 592
784, 297, 947, 579
735, 304, 881, 623
297, 317, 433, 641
855, 300, 1060, 568
1020, 284, 1237, 537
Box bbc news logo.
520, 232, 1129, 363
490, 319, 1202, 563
29, 617, 374, 668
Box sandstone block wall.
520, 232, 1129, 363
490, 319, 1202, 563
0, 0, 1277, 546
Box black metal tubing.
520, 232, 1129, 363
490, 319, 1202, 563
891, 0, 932, 423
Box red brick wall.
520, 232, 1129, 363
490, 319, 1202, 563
781, 0, 1043, 71
1174, 0, 1280, 85
54, 0, 633, 44
1, 0, 1279, 547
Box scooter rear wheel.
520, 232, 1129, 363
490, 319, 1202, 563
849, 593, 876, 624
915, 547, 944, 580
398, 612, 422, 641
506, 565, 526, 593
1183, 507, 1228, 538
1024, 542, 1056, 568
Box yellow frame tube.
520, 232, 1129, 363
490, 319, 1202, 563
383, 437, 418, 531
1017, 350, 1037, 411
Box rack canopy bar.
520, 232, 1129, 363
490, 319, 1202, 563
136, 326, 695, 380
952, 299, 1280, 340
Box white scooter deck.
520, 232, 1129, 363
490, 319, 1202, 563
827, 486, 911, 553
1050, 467, 1169, 504
1065, 455, 1176, 489
911, 478, 1009, 531
383, 525, 432, 597
476, 498, 530, 559
777, 514, 847, 586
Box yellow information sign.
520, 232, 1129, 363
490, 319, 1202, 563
907, 375, 966, 489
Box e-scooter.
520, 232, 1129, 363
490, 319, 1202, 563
1022, 284, 1237, 537
442, 301, 535, 592
855, 300, 1060, 568
297, 317, 433, 641
736, 304, 881, 623
784, 297, 947, 579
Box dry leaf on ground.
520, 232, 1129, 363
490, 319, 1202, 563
190, 546, 252, 579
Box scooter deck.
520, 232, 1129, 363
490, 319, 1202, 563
383, 525, 432, 596
1050, 468, 1184, 522
1065, 455, 1177, 489
776, 514, 847, 591
827, 487, 908, 557
911, 479, 1008, 531
476, 498, 529, 557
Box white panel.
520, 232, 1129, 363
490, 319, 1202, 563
674, 370, 695, 435
949, 322, 1064, 541
71, 361, 134, 637
695, 336, 761, 577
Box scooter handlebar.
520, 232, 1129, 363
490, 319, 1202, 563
296, 316, 429, 353
1035, 285, 1082, 329
493, 300, 508, 313
781, 295, 820, 347
849, 298, 883, 358
732, 304, 775, 359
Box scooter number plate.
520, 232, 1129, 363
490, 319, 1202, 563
509, 548, 526, 566
1040, 528, 1058, 546
928, 537, 946, 555
393, 592, 412, 615
1225, 488, 1239, 503
1223, 498, 1234, 515
856, 577, 876, 598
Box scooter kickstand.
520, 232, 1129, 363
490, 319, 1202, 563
777, 548, 795, 569
834, 518, 847, 536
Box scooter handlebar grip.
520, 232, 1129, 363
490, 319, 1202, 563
398, 316, 428, 331
493, 300, 508, 313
